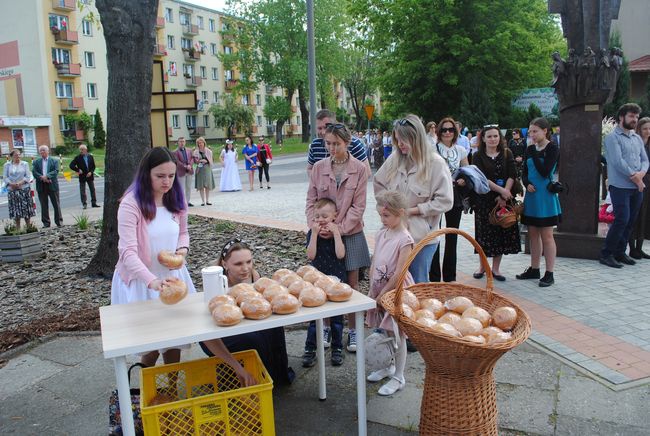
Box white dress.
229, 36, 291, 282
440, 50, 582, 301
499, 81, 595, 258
219, 150, 242, 192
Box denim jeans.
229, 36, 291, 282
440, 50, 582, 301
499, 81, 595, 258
602, 186, 644, 258
305, 316, 344, 351
408, 242, 439, 284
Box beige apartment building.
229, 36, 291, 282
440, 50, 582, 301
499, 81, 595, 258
611, 0, 650, 99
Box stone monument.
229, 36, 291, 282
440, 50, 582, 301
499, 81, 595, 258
546, 0, 622, 258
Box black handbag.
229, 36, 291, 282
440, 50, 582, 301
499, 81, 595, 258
108, 363, 147, 436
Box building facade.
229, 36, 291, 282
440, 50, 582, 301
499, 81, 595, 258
611, 0, 650, 99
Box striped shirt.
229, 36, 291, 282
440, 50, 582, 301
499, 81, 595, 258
307, 137, 367, 167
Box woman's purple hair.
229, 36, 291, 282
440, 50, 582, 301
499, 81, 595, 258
127, 147, 185, 220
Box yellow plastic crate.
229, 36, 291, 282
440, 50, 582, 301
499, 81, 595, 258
140, 349, 275, 435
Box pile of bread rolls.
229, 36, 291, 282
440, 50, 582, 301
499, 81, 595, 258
208, 266, 355, 327
397, 291, 518, 345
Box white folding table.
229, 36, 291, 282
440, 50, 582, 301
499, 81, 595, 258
100, 291, 376, 436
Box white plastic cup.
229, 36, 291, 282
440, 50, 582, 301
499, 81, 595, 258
201, 265, 228, 303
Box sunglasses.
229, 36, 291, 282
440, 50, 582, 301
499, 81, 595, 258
325, 123, 346, 130
396, 118, 415, 128
440, 127, 456, 133
483, 124, 499, 129
220, 238, 250, 259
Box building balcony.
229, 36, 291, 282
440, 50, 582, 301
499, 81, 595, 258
266, 125, 275, 135
62, 129, 85, 141
183, 49, 201, 62
54, 62, 81, 77
182, 23, 199, 36
52, 0, 75, 11
164, 73, 169, 82
59, 97, 84, 111
153, 44, 166, 57
251, 125, 258, 134
53, 29, 78, 45
189, 126, 205, 137
265, 85, 274, 94
156, 16, 165, 28
167, 127, 173, 137
225, 79, 238, 91
222, 33, 235, 44
291, 105, 297, 113
291, 124, 301, 132
185, 75, 202, 87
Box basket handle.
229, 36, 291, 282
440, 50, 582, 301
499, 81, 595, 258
393, 228, 494, 318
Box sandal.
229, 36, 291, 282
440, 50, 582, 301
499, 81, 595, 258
472, 271, 485, 279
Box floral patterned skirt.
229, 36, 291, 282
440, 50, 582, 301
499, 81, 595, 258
8, 188, 35, 219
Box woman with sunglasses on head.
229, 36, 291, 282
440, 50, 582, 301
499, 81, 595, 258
471, 126, 521, 281
517, 117, 561, 287
429, 117, 470, 283
374, 115, 454, 284
628, 117, 650, 259
200, 239, 293, 386
306, 122, 371, 353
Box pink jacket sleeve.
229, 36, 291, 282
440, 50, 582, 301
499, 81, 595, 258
177, 208, 190, 250
338, 162, 369, 235
305, 165, 319, 225
117, 198, 157, 287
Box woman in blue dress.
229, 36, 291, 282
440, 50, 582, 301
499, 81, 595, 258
241, 135, 258, 191
517, 117, 561, 287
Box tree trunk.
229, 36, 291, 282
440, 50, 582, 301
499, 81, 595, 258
298, 87, 310, 143
275, 120, 284, 144
83, 0, 158, 277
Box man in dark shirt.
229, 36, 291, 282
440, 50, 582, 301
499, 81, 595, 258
69, 144, 99, 209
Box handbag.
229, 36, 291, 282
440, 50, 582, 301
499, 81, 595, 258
108, 363, 146, 436
364, 329, 396, 372
266, 158, 272, 165
547, 180, 566, 194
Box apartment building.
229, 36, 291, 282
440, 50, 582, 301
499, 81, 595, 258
611, 0, 650, 99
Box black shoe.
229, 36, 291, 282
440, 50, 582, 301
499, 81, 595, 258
642, 250, 650, 260
302, 349, 316, 368
492, 271, 506, 282
516, 267, 540, 280
331, 348, 344, 366
472, 271, 485, 279
206, 202, 212, 205
187, 202, 194, 207
539, 272, 554, 287
599, 255, 623, 268
82, 204, 87, 209
615, 254, 636, 265
406, 339, 418, 353
43, 224, 50, 228
91, 204, 100, 208
629, 249, 643, 260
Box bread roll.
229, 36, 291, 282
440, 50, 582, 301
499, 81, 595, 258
432, 322, 462, 337
456, 317, 483, 336
401, 304, 416, 320
296, 265, 317, 277
212, 303, 243, 326
462, 306, 492, 328
208, 294, 236, 313
325, 282, 353, 302
480, 326, 505, 339
253, 277, 276, 292
462, 335, 486, 345
403, 289, 421, 311
487, 331, 512, 345
444, 296, 474, 314
492, 306, 518, 331
416, 317, 437, 328
241, 297, 272, 320
159, 277, 188, 305
271, 293, 301, 315
228, 283, 257, 299
288, 280, 309, 297
299, 286, 327, 307
149, 393, 174, 406
236, 289, 262, 305
157, 250, 184, 269
280, 273, 302, 288
271, 268, 293, 281
314, 276, 335, 291
302, 270, 323, 284
415, 309, 435, 320
263, 283, 289, 302
420, 298, 445, 318
438, 312, 462, 328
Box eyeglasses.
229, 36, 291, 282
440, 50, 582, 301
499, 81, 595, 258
440, 127, 456, 133
220, 238, 250, 259
396, 118, 415, 128
325, 123, 346, 130
483, 124, 499, 129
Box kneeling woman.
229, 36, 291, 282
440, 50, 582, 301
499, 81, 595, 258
201, 239, 295, 385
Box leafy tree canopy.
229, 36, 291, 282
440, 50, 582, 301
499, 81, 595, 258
209, 93, 254, 138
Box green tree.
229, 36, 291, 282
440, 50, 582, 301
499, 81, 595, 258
341, 48, 378, 130
209, 93, 254, 139
263, 96, 292, 144
459, 74, 496, 130
64, 111, 94, 148
93, 108, 106, 148
527, 103, 543, 122
348, 0, 563, 122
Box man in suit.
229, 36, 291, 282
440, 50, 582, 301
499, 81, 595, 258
69, 143, 99, 209
32, 145, 63, 227
174, 136, 194, 206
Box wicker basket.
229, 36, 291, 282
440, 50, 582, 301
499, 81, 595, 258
488, 203, 519, 229
380, 228, 531, 435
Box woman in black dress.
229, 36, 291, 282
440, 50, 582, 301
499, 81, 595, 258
629, 117, 650, 259
509, 128, 527, 179
472, 126, 521, 281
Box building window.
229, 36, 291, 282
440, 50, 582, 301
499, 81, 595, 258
203, 115, 210, 128
225, 70, 233, 80
242, 95, 249, 105
213, 91, 219, 103
297, 116, 301, 125
48, 14, 67, 30
87, 83, 97, 99
186, 115, 197, 128
167, 35, 175, 49
197, 16, 204, 29
59, 115, 71, 131
257, 116, 262, 126
165, 8, 173, 23
169, 61, 177, 76
256, 94, 261, 106
51, 48, 71, 64
211, 67, 218, 80
200, 91, 208, 102
210, 43, 217, 56
209, 18, 215, 32
55, 81, 73, 98
222, 22, 229, 31
224, 46, 232, 55
183, 64, 193, 77
181, 37, 192, 50
84, 51, 95, 68
200, 66, 206, 79
11, 128, 36, 153
172, 114, 179, 128
82, 19, 92, 36
180, 12, 190, 25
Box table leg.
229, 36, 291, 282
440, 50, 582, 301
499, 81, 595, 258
114, 356, 135, 436
355, 311, 367, 436
315, 318, 326, 400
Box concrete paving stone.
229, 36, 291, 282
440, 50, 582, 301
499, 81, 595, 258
48, 394, 105, 436
366, 380, 422, 431
0, 354, 67, 401
619, 334, 649, 347
557, 372, 650, 428
578, 359, 614, 376
633, 329, 650, 339
548, 344, 577, 357
555, 415, 649, 436
496, 384, 556, 436
600, 371, 631, 385
494, 347, 561, 390
28, 335, 102, 366
563, 352, 592, 363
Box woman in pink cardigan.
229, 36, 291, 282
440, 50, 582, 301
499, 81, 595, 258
111, 147, 255, 385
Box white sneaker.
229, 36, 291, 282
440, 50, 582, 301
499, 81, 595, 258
367, 365, 395, 382
323, 327, 331, 349
377, 376, 406, 396
346, 329, 357, 352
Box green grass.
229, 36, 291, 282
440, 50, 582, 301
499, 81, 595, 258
73, 213, 90, 230
60, 148, 106, 176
